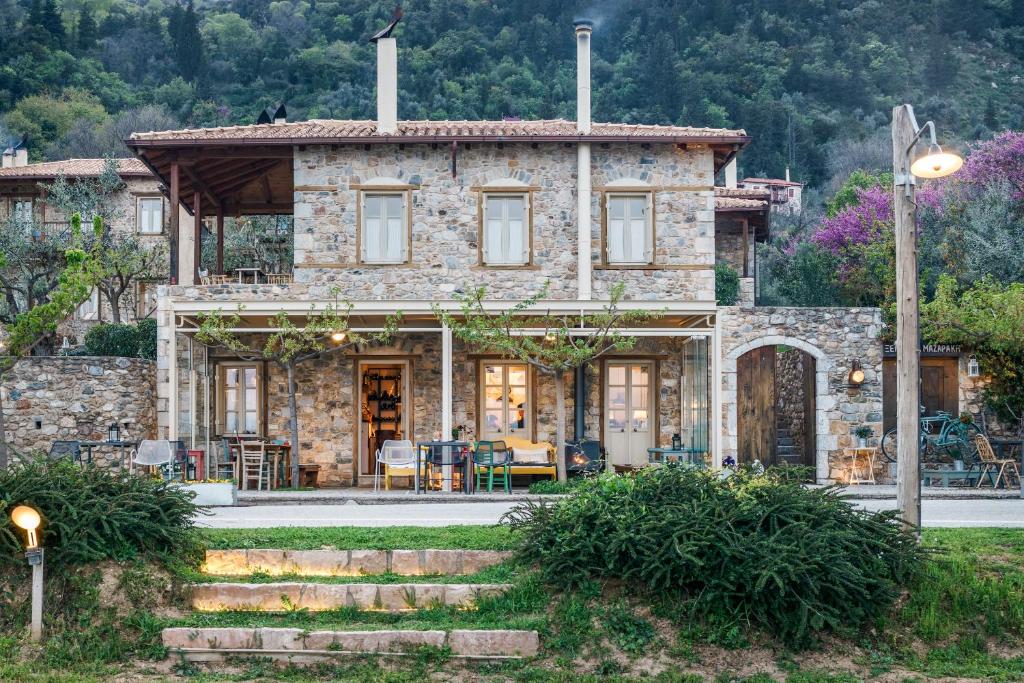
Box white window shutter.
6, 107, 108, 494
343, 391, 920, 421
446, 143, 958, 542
607, 196, 625, 263
400, 193, 409, 262
644, 193, 654, 263
385, 195, 403, 262
519, 194, 530, 263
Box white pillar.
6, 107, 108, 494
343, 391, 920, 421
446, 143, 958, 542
169, 314, 178, 441
577, 143, 592, 301
711, 315, 722, 469
441, 325, 453, 492
725, 158, 738, 189
376, 37, 398, 134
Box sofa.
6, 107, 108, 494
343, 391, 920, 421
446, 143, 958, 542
494, 436, 556, 480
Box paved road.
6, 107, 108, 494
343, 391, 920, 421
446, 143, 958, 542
198, 498, 1024, 528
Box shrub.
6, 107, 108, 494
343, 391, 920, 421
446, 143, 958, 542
505, 466, 924, 646
83, 319, 157, 359
0, 458, 202, 573
715, 262, 740, 306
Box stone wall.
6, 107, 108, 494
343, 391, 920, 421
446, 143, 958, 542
292, 142, 715, 303
1, 356, 156, 463
719, 306, 883, 483
774, 347, 808, 458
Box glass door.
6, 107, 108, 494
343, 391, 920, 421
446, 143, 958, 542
605, 362, 653, 467
481, 362, 529, 442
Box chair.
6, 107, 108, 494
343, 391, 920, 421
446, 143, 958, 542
976, 434, 1021, 489
216, 436, 241, 481
375, 439, 418, 491
239, 440, 270, 491
266, 273, 293, 285
131, 440, 175, 477
48, 440, 82, 465
474, 441, 511, 493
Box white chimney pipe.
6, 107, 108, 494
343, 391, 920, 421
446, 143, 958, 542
575, 21, 592, 134
15, 149, 27, 167
1, 151, 13, 169
376, 37, 398, 135
785, 166, 791, 183
575, 20, 593, 301
725, 158, 738, 189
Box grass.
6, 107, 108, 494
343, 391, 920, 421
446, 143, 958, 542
199, 525, 516, 550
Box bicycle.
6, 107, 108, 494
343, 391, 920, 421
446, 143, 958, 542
880, 409, 982, 464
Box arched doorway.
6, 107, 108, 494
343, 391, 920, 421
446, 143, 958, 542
735, 344, 817, 468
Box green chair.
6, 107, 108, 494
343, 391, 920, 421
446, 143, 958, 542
474, 440, 511, 493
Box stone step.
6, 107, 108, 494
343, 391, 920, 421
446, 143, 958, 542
202, 549, 511, 577
189, 582, 511, 612
777, 453, 804, 464
776, 436, 795, 447
162, 627, 538, 660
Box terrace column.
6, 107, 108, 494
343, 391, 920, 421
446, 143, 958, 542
216, 206, 224, 274
441, 325, 453, 492
169, 162, 179, 284
193, 192, 202, 284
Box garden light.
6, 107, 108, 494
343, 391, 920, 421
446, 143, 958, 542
544, 330, 556, 342
11, 505, 40, 549
331, 330, 347, 342
910, 143, 963, 179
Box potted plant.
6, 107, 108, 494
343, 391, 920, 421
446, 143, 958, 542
174, 479, 238, 506
853, 425, 872, 449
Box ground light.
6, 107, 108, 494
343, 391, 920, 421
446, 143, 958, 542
10, 504, 44, 642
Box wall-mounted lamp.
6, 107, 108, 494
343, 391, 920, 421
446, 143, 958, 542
544, 330, 557, 342
10, 505, 44, 642
330, 330, 347, 343
847, 360, 866, 387
967, 354, 980, 378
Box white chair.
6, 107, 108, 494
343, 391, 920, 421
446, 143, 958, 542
240, 440, 270, 491
131, 440, 175, 477
374, 439, 418, 491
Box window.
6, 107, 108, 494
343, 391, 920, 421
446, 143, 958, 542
219, 364, 261, 435
360, 192, 407, 264
135, 281, 158, 319
480, 362, 530, 440
76, 289, 99, 320
12, 199, 32, 224
482, 193, 529, 265
606, 194, 653, 264
788, 188, 795, 198
137, 197, 164, 234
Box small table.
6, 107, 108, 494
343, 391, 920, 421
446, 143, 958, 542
414, 440, 472, 494
847, 447, 876, 484
234, 267, 265, 284
647, 447, 705, 468
79, 439, 139, 469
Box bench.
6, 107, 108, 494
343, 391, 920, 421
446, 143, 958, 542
495, 436, 557, 481
922, 468, 993, 488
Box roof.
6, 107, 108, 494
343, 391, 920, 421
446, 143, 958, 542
0, 158, 151, 180
127, 118, 749, 145
741, 177, 802, 187
714, 186, 770, 211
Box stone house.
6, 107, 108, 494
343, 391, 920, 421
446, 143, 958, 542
126, 21, 883, 486
0, 155, 174, 339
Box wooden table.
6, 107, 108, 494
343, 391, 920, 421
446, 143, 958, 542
847, 447, 876, 484
234, 267, 265, 284
265, 443, 292, 489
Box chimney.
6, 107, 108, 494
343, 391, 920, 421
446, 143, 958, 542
15, 148, 27, 167
1, 149, 13, 169
785, 166, 791, 183
575, 19, 593, 134
725, 158, 738, 189
375, 37, 398, 134
273, 104, 287, 124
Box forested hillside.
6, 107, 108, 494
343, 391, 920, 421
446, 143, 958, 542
0, 0, 1022, 186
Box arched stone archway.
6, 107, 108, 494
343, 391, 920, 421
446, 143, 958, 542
723, 335, 834, 482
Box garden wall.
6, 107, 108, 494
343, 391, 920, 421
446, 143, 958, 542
1, 356, 156, 463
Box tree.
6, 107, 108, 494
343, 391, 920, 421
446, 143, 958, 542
435, 282, 661, 482
77, 5, 97, 52
195, 302, 399, 487
168, 0, 205, 83
0, 221, 66, 326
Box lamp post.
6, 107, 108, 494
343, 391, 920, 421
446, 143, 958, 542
10, 505, 44, 642
892, 104, 963, 531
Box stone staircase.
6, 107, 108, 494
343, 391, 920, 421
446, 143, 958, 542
162, 548, 539, 662
775, 426, 802, 465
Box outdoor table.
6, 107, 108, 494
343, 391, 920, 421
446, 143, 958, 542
234, 267, 265, 284
414, 440, 472, 494
265, 443, 292, 488
647, 447, 705, 467
847, 447, 877, 484
79, 439, 139, 468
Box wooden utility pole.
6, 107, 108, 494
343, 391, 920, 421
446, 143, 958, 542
169, 162, 179, 284
892, 104, 921, 530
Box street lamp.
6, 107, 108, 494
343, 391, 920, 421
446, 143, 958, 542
892, 105, 963, 531
10, 505, 44, 642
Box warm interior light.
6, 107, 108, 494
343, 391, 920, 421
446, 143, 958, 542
544, 331, 556, 342
330, 330, 347, 343
910, 143, 963, 179
11, 505, 41, 548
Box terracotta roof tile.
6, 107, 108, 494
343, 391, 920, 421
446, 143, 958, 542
741, 177, 802, 187
714, 186, 770, 211
0, 158, 150, 180
128, 118, 748, 145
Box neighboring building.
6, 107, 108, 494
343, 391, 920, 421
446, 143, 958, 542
0, 156, 173, 338
740, 176, 803, 214
128, 21, 880, 486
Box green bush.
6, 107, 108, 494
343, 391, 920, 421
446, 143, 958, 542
83, 319, 157, 359
505, 466, 924, 646
0, 459, 202, 573
715, 262, 740, 306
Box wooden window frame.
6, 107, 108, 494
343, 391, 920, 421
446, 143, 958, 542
135, 195, 165, 235
215, 362, 264, 437
355, 187, 413, 266
477, 189, 535, 268
600, 190, 656, 268
477, 359, 535, 441
134, 279, 158, 319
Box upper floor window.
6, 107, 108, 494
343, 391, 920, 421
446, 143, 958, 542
76, 288, 99, 320
137, 197, 164, 234
12, 199, 32, 224
482, 193, 529, 265
606, 193, 653, 265
360, 192, 408, 264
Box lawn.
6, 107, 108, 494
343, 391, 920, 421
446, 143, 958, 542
3, 527, 1024, 682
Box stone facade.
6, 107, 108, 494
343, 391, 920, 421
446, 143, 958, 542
1, 356, 156, 463
719, 306, 883, 482
775, 347, 809, 458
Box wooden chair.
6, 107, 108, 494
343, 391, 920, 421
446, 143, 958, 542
239, 440, 270, 491
976, 434, 1020, 489
266, 273, 293, 285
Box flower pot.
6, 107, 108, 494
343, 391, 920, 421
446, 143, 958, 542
174, 481, 237, 506
856, 437, 867, 449
954, 459, 965, 472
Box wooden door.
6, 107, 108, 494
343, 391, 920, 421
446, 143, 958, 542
921, 358, 958, 416
605, 362, 655, 468
882, 358, 897, 431
737, 346, 776, 465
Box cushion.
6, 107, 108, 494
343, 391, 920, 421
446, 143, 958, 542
512, 447, 549, 464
